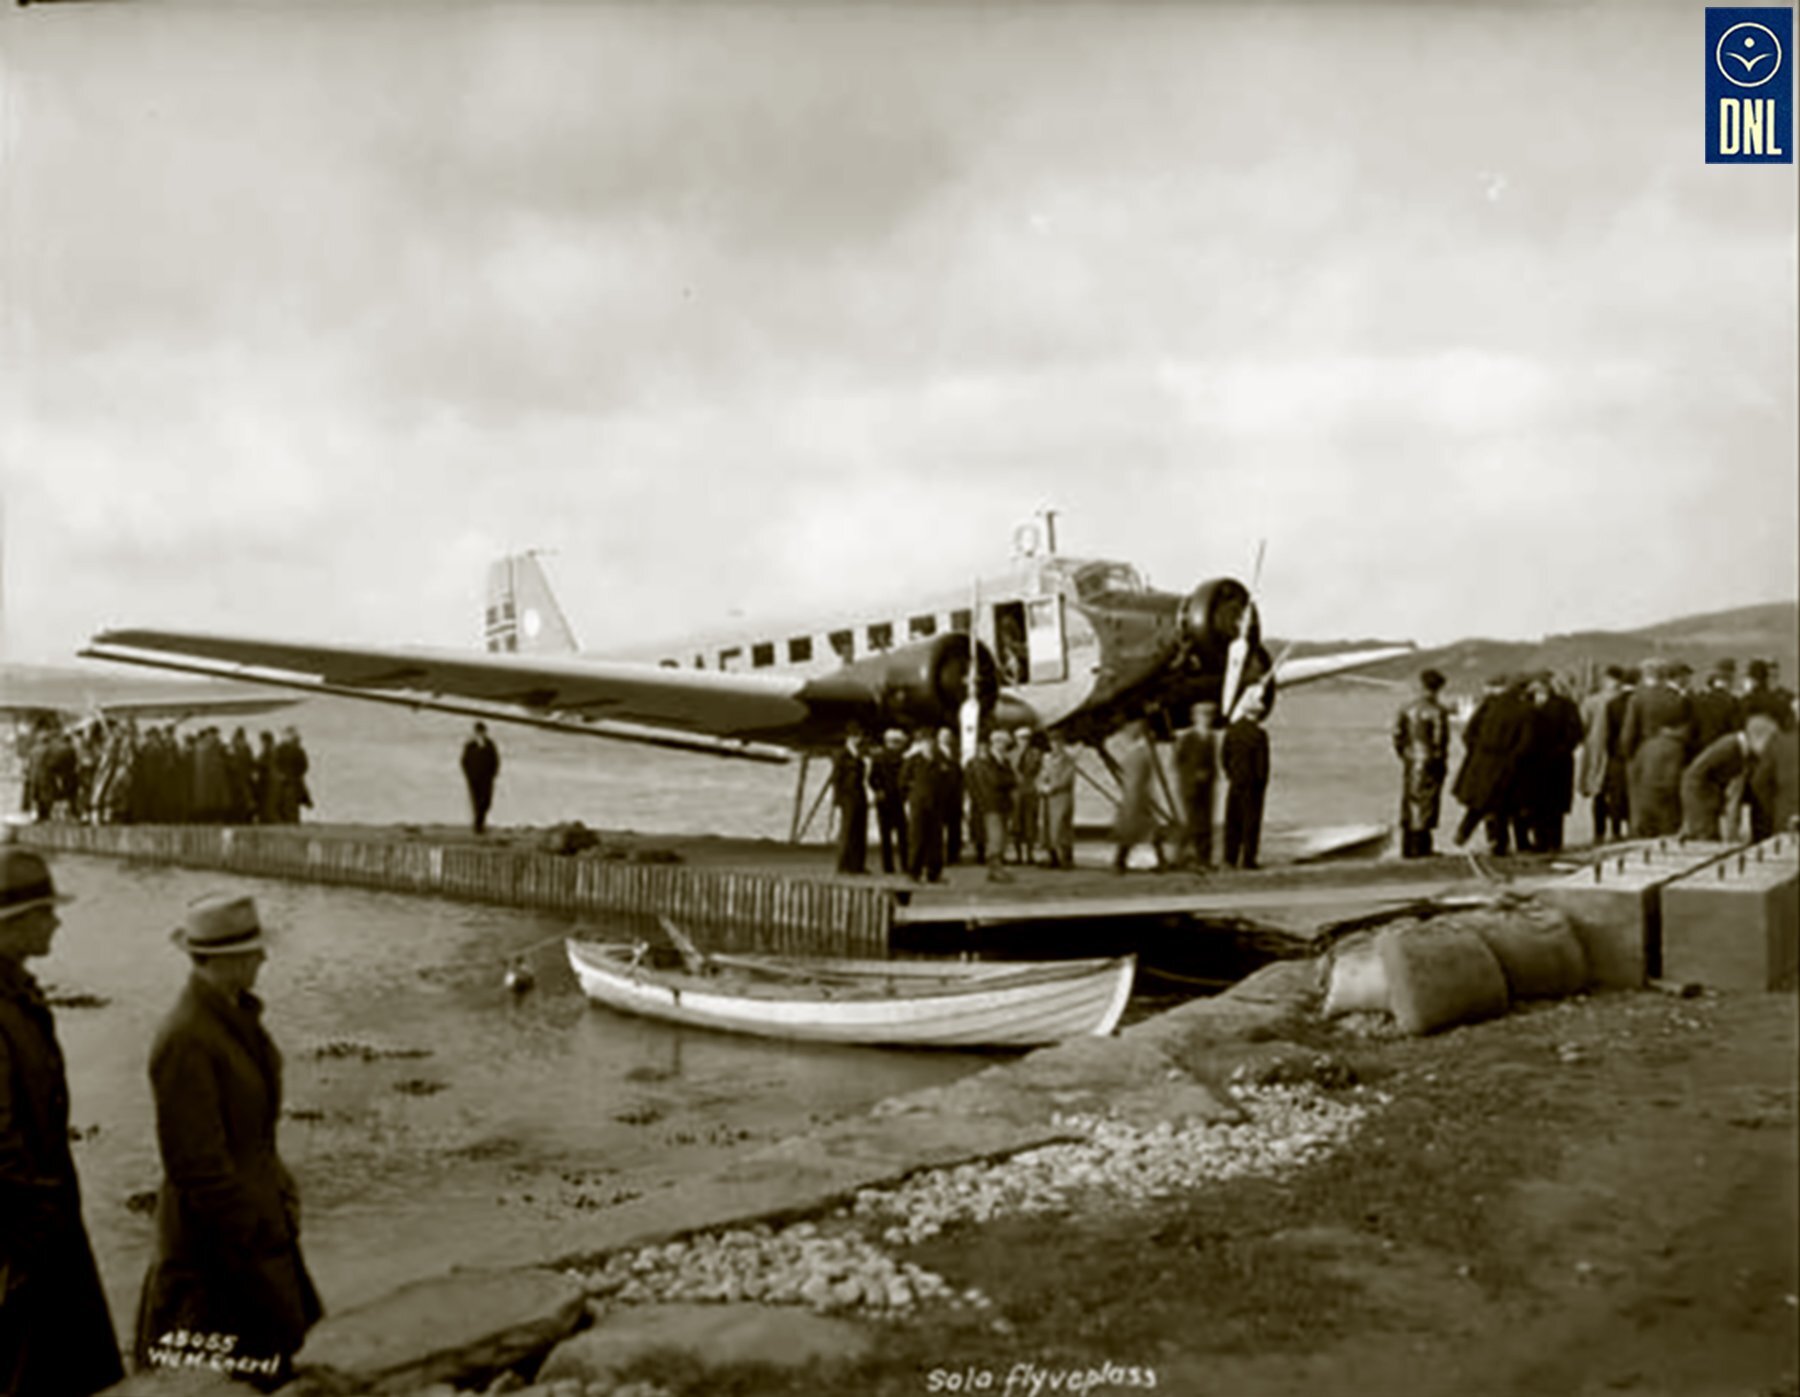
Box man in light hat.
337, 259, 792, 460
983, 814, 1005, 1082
0, 849, 124, 1397
135, 893, 321, 1388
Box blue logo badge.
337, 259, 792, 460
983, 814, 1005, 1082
1706, 8, 1793, 163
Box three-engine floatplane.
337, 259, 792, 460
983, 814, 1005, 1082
79, 512, 1411, 835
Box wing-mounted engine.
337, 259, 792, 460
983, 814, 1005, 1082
797, 634, 1000, 732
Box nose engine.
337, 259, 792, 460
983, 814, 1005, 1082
1180, 578, 1256, 665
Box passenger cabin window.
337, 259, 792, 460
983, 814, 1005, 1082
949, 608, 972, 633
829, 629, 854, 662
693, 654, 705, 669
866, 622, 894, 652
659, 659, 678, 669
787, 636, 813, 664
718, 646, 743, 672
751, 642, 776, 669
908, 614, 937, 639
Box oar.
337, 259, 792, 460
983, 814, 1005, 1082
656, 914, 713, 976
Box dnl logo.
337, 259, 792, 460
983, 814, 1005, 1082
1706, 8, 1792, 163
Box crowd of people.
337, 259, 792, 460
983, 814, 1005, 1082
1397, 657, 1798, 858
0, 854, 320, 1394
14, 720, 314, 827
828, 698, 1275, 882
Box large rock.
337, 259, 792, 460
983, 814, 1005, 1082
537, 1302, 872, 1388
295, 1267, 586, 1393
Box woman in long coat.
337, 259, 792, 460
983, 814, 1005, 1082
136, 894, 321, 1389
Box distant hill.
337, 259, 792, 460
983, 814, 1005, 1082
1311, 600, 1798, 691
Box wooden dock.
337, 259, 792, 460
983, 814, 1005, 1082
6, 817, 1540, 968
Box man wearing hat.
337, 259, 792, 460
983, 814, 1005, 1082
0, 850, 124, 1397
135, 893, 321, 1388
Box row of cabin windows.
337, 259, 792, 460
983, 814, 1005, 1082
662, 609, 976, 672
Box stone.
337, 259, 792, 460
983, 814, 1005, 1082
1221, 956, 1324, 1010
536, 1303, 873, 1387
295, 1267, 586, 1394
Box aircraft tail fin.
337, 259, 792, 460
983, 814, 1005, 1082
484, 552, 580, 655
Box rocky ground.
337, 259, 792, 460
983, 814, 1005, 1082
550, 986, 1796, 1397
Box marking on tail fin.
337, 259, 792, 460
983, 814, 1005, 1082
484, 552, 579, 655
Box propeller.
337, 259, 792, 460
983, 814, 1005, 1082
1220, 540, 1265, 723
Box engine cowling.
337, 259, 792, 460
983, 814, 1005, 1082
1181, 578, 1256, 665
801, 634, 999, 732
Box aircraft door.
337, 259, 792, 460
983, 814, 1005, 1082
1025, 597, 1067, 685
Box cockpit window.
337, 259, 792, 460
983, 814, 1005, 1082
1072, 562, 1144, 602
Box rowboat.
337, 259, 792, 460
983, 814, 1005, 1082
564, 939, 1136, 1049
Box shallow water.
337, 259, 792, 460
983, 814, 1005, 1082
42, 859, 983, 1332
37, 681, 1413, 1334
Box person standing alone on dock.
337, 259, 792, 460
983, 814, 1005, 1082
1222, 702, 1271, 870
460, 722, 502, 836
0, 850, 125, 1397
1393, 670, 1451, 859
136, 894, 322, 1390
830, 727, 869, 874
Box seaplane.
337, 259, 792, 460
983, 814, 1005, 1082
80, 512, 1411, 830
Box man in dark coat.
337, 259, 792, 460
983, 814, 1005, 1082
934, 729, 964, 866
1221, 704, 1271, 870
273, 730, 312, 823
901, 732, 944, 883
1742, 659, 1796, 731
965, 733, 1016, 882
1619, 658, 1695, 768
1517, 673, 1584, 853
1691, 666, 1744, 751
1392, 672, 1450, 858
459, 722, 502, 836
1680, 715, 1778, 841
867, 730, 909, 875
1453, 676, 1531, 854
136, 894, 322, 1388
829, 728, 868, 874
0, 851, 124, 1397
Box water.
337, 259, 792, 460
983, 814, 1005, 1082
41, 861, 982, 1332
264, 682, 1404, 837
36, 681, 1412, 1333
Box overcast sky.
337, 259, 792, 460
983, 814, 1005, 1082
1, 1, 1794, 664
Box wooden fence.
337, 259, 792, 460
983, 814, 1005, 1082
10, 823, 894, 956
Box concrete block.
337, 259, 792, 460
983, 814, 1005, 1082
1539, 841, 1742, 987
1661, 838, 1800, 992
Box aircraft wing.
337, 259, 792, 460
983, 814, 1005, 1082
1270, 645, 1417, 688
82, 629, 807, 763
0, 665, 298, 725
